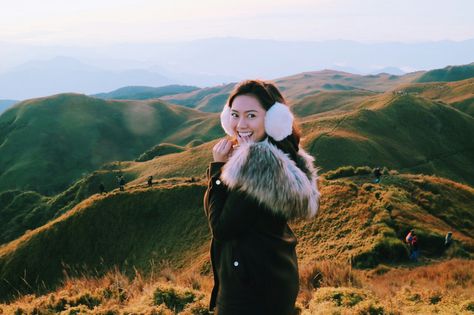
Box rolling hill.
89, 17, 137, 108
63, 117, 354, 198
0, 93, 222, 195
0, 64, 473, 312
112, 92, 474, 189
416, 63, 474, 83
92, 85, 199, 100
393, 78, 474, 117
0, 169, 472, 301
159, 70, 424, 112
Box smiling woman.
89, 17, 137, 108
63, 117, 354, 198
204, 80, 320, 314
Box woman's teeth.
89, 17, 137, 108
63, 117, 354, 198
238, 132, 253, 137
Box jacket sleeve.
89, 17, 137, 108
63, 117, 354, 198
204, 162, 256, 241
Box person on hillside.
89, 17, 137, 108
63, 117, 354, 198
147, 175, 153, 187
405, 229, 414, 258
445, 231, 453, 249
99, 182, 106, 195
410, 232, 419, 261
406, 230, 419, 261
117, 175, 125, 191
405, 230, 414, 244
204, 80, 320, 315
373, 167, 382, 183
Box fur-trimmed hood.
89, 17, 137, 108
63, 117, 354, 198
220, 138, 320, 220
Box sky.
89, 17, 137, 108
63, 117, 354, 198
1, 0, 473, 45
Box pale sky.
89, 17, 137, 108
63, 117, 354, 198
0, 0, 473, 44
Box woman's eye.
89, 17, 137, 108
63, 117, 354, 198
248, 114, 256, 118
231, 113, 238, 118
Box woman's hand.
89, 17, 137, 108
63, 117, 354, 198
213, 138, 234, 162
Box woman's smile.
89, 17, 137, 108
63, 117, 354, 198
231, 94, 267, 144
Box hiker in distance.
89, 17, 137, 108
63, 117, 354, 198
204, 80, 321, 315
117, 175, 125, 191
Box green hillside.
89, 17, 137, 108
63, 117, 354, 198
393, 78, 474, 117
0, 94, 221, 195
119, 93, 474, 188
292, 90, 377, 117
160, 83, 236, 112
135, 143, 186, 162
0, 169, 129, 246
2, 84, 473, 262
160, 70, 423, 112
302, 94, 474, 186
416, 63, 474, 83
92, 85, 199, 100
0, 170, 472, 301
0, 182, 210, 301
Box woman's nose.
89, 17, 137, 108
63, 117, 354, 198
237, 118, 248, 128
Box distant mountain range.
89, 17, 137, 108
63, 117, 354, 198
1, 37, 473, 99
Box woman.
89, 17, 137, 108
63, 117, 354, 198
204, 80, 320, 315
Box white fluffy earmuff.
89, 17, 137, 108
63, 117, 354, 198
220, 102, 294, 141
220, 103, 235, 136
264, 102, 294, 141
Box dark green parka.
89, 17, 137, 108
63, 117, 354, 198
204, 139, 320, 315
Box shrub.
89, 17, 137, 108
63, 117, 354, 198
353, 238, 408, 268
463, 300, 474, 312
74, 293, 101, 309
325, 166, 355, 180
355, 166, 373, 176
300, 260, 360, 290
153, 285, 196, 313
312, 287, 370, 308
354, 301, 385, 315
429, 292, 442, 304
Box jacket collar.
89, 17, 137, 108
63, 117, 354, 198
220, 138, 320, 220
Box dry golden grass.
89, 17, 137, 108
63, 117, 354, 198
0, 266, 211, 315
3, 258, 472, 314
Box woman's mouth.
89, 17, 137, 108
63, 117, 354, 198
238, 131, 253, 139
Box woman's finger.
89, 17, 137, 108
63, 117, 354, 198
213, 139, 225, 152
222, 140, 233, 153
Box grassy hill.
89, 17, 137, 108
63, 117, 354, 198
0, 169, 472, 302
0, 169, 130, 246
92, 85, 199, 100
160, 70, 423, 113
0, 93, 222, 195
2, 84, 472, 248
393, 78, 474, 117
159, 83, 236, 112
301, 94, 474, 186
116, 93, 474, 188
416, 63, 474, 83
135, 143, 186, 162
291, 90, 378, 117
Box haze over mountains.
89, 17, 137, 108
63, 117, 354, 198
1, 37, 474, 99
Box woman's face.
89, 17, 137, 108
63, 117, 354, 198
230, 94, 267, 144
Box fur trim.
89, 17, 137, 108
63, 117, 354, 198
220, 139, 320, 220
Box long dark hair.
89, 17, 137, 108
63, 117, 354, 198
227, 80, 308, 173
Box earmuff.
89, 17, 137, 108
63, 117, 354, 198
220, 102, 294, 141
